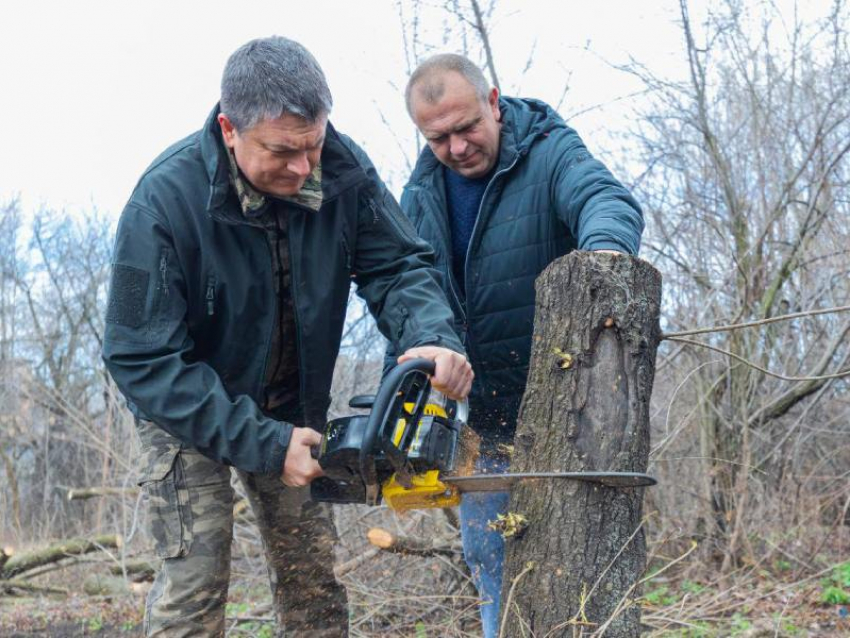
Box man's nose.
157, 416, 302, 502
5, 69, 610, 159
287, 153, 312, 177
449, 134, 468, 157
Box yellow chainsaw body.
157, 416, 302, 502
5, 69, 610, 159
381, 470, 460, 513
381, 401, 461, 513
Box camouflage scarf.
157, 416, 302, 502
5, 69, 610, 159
224, 143, 323, 215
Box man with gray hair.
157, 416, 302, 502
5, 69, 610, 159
103, 37, 472, 636
392, 53, 644, 637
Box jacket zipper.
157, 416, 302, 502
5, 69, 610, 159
461, 154, 521, 298
414, 187, 467, 324
285, 217, 307, 425
268, 220, 288, 385
205, 275, 216, 315
257, 230, 277, 403
160, 252, 170, 297
341, 234, 352, 271
419, 153, 522, 358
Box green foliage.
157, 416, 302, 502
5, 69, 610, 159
415, 621, 428, 637
86, 615, 104, 633
832, 561, 850, 587
772, 614, 803, 636
665, 621, 713, 637
235, 621, 274, 637
681, 580, 705, 595
819, 561, 850, 605
225, 601, 251, 615
774, 559, 792, 573
642, 584, 679, 606
730, 613, 752, 634
821, 585, 850, 605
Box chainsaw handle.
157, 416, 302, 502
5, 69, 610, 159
359, 358, 436, 504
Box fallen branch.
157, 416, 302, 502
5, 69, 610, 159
0, 547, 12, 573
335, 546, 383, 578
109, 559, 156, 582
366, 527, 460, 558
66, 487, 139, 501
1, 534, 122, 579
0, 579, 69, 596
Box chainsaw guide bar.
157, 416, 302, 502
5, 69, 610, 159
444, 471, 657, 491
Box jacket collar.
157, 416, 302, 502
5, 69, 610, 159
222, 141, 324, 217
199, 104, 364, 219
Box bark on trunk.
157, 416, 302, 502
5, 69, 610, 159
500, 252, 662, 637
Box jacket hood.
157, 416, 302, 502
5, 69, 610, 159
407, 96, 566, 186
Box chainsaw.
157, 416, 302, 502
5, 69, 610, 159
310, 358, 656, 512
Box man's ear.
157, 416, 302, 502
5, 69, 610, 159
217, 113, 237, 149
488, 87, 501, 121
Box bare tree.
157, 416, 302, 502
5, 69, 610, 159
631, 0, 850, 569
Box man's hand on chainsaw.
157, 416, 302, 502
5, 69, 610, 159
398, 346, 473, 400
281, 427, 324, 487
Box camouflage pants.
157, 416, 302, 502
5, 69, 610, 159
136, 419, 348, 637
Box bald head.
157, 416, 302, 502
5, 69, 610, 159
405, 54, 490, 117
406, 54, 502, 179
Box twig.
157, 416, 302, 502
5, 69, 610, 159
662, 303, 850, 338
665, 336, 850, 381
66, 486, 139, 501
498, 561, 535, 638
335, 546, 382, 578
584, 516, 650, 606
226, 615, 274, 624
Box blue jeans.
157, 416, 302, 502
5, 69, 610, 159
459, 454, 510, 638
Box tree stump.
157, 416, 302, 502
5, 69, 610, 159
500, 252, 662, 637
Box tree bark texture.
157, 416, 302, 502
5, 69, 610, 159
500, 252, 662, 637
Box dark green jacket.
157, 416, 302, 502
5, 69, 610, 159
395, 97, 643, 440
103, 105, 463, 474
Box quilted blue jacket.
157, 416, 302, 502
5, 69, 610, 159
392, 97, 644, 441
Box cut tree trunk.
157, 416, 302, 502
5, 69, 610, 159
500, 252, 662, 637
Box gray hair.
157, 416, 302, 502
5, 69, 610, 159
220, 36, 333, 131
405, 54, 490, 116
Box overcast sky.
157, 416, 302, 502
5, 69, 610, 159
2, 1, 699, 219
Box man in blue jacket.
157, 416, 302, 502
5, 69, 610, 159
103, 37, 472, 637
394, 53, 644, 637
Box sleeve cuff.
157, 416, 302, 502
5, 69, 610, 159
410, 334, 466, 357
263, 422, 294, 475
582, 240, 630, 253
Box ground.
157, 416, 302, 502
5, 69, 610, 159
1, 544, 848, 636
1, 572, 848, 636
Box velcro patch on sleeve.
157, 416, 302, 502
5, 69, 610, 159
106, 264, 150, 328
